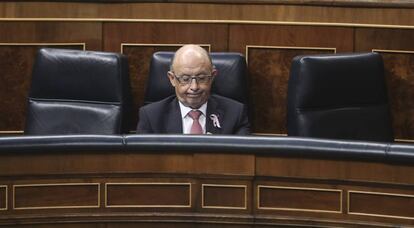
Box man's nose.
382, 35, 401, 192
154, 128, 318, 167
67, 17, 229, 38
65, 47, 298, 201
189, 78, 199, 90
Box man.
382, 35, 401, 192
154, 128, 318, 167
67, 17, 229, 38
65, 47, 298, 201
136, 44, 250, 135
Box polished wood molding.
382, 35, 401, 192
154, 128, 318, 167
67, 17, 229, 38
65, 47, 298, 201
1, 2, 414, 28
8, 0, 414, 8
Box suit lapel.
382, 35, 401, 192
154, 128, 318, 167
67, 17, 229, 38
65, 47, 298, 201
206, 96, 223, 134
165, 97, 183, 134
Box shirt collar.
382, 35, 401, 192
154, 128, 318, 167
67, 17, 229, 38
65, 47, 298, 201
179, 101, 207, 118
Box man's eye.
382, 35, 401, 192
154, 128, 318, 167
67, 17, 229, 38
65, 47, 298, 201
181, 76, 191, 82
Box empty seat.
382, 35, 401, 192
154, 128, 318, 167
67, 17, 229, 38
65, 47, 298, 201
287, 52, 394, 142
25, 48, 132, 135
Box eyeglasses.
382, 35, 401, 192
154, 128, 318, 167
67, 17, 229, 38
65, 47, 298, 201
172, 73, 213, 85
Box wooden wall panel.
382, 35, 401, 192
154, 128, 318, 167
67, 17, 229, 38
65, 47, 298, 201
355, 28, 414, 52
202, 184, 247, 209
0, 22, 102, 132
349, 190, 414, 219
3, 149, 414, 226
194, 153, 254, 176
103, 22, 228, 131
0, 152, 194, 176
0, 22, 102, 49
229, 25, 353, 133
106, 183, 191, 208
1, 2, 414, 26
258, 185, 342, 213
256, 156, 414, 185
229, 25, 354, 54
355, 28, 414, 140
13, 183, 99, 210
378, 51, 414, 140
103, 23, 228, 53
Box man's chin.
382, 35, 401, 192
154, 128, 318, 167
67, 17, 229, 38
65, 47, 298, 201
185, 100, 204, 109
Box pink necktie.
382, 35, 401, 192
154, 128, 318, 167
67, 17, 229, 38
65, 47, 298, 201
188, 110, 203, 134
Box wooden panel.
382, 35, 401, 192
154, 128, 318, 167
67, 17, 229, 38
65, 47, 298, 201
376, 50, 414, 140
355, 28, 414, 52
349, 190, 414, 219
247, 46, 335, 134
0, 186, 6, 210
256, 156, 414, 185
202, 184, 247, 209
13, 183, 99, 209
355, 28, 414, 140
229, 25, 354, 53
258, 185, 342, 213
103, 23, 228, 53
0, 152, 193, 175
1, 150, 414, 226
194, 153, 254, 175
1, 2, 414, 26
0, 22, 102, 49
106, 183, 191, 208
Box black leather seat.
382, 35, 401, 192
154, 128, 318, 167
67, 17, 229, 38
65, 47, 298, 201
144, 51, 248, 106
287, 52, 394, 142
25, 48, 131, 135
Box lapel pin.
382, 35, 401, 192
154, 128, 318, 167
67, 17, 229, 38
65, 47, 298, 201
209, 114, 221, 129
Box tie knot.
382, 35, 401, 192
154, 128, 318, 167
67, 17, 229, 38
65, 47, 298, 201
188, 110, 202, 120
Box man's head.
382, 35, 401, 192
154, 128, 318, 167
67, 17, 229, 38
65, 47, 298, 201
168, 44, 217, 109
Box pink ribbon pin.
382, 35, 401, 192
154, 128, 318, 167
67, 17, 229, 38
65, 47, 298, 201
209, 114, 221, 128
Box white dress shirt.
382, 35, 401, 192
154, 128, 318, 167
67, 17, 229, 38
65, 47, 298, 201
179, 101, 207, 134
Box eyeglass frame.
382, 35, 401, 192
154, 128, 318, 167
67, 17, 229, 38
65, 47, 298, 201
169, 71, 214, 85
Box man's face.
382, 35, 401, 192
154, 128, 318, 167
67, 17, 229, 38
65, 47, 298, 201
168, 53, 216, 109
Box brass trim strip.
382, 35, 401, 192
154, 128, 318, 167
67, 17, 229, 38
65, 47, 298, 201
257, 185, 342, 213
395, 138, 414, 143
201, 184, 247, 210
1, 18, 414, 29
0, 131, 23, 134
120, 43, 211, 54
105, 182, 192, 208
245, 45, 336, 64
348, 190, 414, 220
13, 183, 100, 210
0, 43, 86, 50
0, 185, 7, 211
373, 49, 414, 54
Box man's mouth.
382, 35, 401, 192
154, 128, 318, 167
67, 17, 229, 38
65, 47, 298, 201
186, 93, 201, 97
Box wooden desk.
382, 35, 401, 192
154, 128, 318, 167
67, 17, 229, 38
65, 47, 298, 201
0, 135, 413, 227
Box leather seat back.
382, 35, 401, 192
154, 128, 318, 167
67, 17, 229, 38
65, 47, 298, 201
25, 48, 132, 135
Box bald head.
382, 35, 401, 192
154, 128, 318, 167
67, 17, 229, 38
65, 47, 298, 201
167, 44, 217, 109
170, 45, 213, 72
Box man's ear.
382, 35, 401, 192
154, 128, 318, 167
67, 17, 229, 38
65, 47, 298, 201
212, 68, 218, 76
211, 68, 218, 80
167, 71, 177, 87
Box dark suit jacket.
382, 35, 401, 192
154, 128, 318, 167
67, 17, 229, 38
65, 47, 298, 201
136, 94, 250, 135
